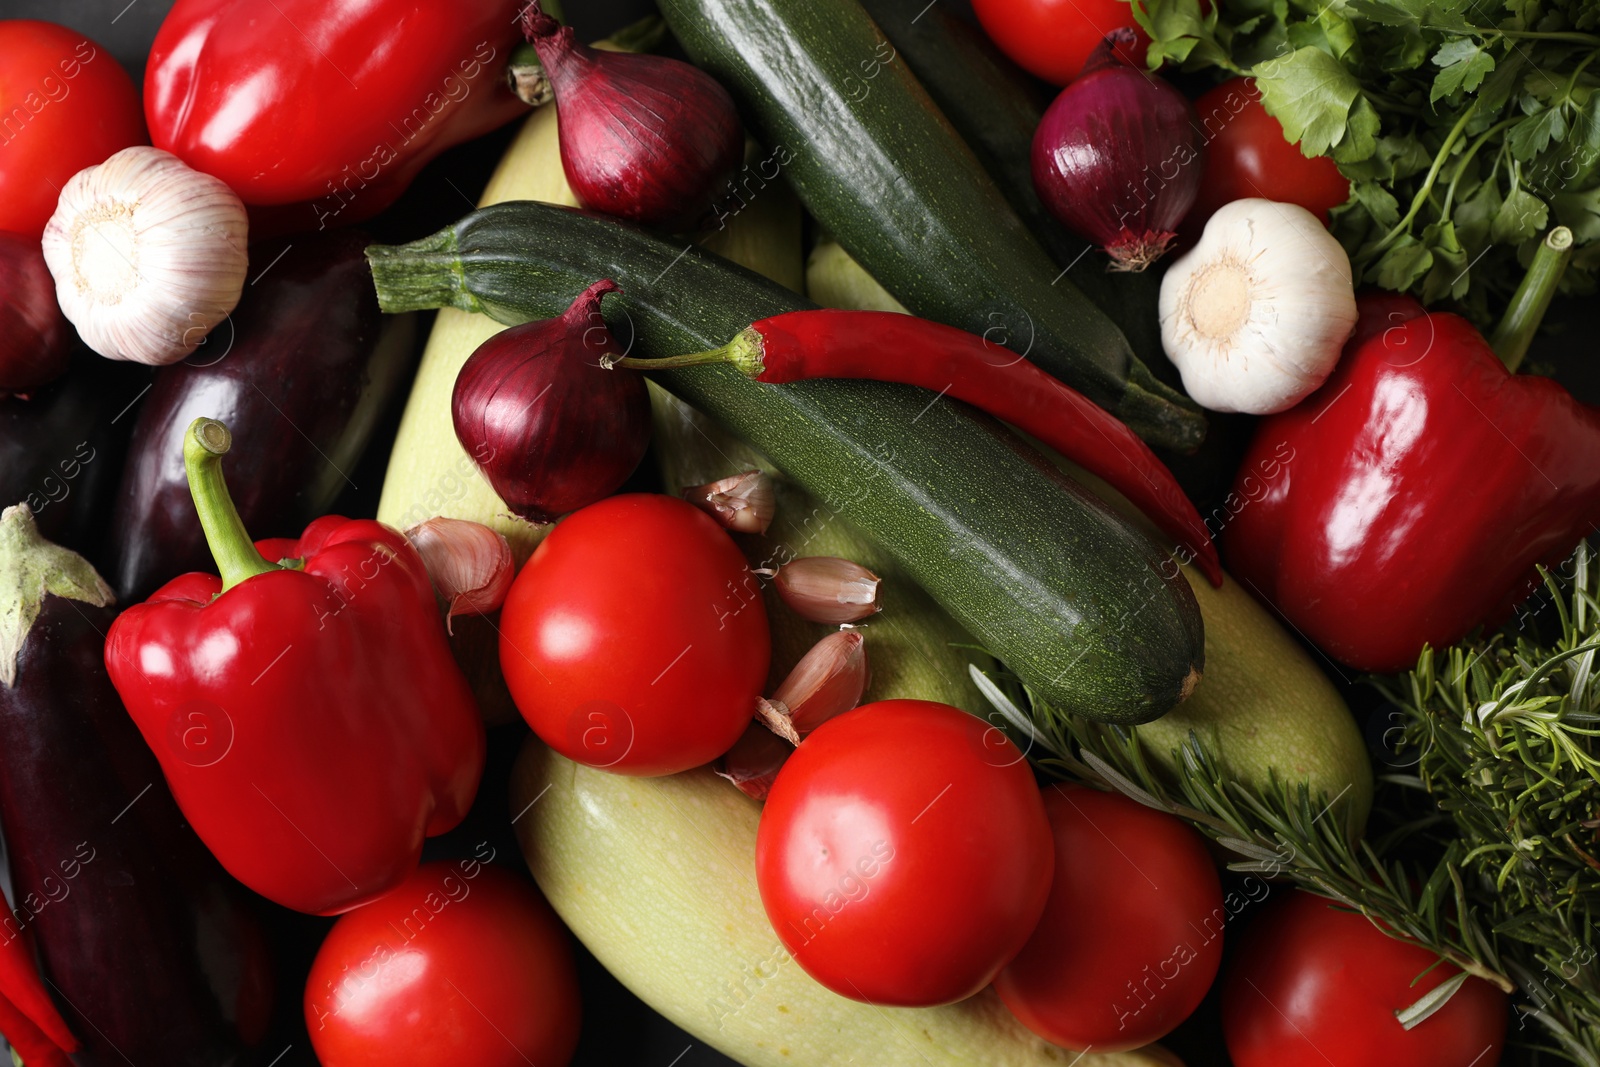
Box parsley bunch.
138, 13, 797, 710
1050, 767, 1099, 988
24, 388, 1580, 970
1136, 0, 1600, 322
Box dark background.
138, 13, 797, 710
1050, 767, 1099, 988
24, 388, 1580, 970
7, 2, 1595, 1066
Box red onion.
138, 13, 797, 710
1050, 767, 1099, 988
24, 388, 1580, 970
0, 231, 70, 397
523, 3, 744, 232
451, 278, 650, 523
1031, 29, 1205, 271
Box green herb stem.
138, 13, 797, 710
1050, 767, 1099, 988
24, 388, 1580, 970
1366, 98, 1482, 260
1490, 226, 1575, 372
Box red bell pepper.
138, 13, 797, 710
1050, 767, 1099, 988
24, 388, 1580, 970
1226, 228, 1600, 672
105, 418, 485, 915
144, 0, 527, 236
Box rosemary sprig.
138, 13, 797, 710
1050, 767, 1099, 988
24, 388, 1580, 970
981, 540, 1600, 1063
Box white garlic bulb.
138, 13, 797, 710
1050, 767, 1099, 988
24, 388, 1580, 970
42, 146, 248, 366
1159, 198, 1358, 415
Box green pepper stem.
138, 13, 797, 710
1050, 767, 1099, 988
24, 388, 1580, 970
609, 329, 766, 377
1490, 226, 1574, 373
184, 418, 278, 594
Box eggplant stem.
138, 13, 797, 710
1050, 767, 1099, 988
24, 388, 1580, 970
1490, 226, 1574, 373
184, 418, 279, 594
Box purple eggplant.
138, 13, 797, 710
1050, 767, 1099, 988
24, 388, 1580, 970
0, 504, 274, 1065
105, 231, 414, 599
0, 352, 148, 560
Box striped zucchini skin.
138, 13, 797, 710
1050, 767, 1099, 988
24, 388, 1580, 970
367, 202, 1203, 724
656, 0, 1203, 452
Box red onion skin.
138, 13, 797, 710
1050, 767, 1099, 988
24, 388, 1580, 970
451, 278, 650, 523
1030, 30, 1204, 271
0, 231, 70, 397
526, 11, 744, 232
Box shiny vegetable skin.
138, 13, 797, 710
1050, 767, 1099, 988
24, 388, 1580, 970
857, 0, 1165, 362
512, 743, 1179, 1067
106, 233, 412, 599
642, 308, 1220, 583
0, 354, 145, 557
369, 203, 1204, 724
656, 0, 1203, 452
0, 508, 268, 1065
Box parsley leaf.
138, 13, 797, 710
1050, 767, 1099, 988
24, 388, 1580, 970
1251, 46, 1362, 156
1429, 39, 1494, 103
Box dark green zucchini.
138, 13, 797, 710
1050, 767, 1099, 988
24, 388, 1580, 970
368, 202, 1203, 725
656, 0, 1203, 452
857, 0, 1168, 369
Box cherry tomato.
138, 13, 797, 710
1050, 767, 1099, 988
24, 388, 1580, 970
994, 784, 1223, 1051
499, 493, 770, 777
0, 21, 145, 237
1222, 889, 1510, 1067
971, 0, 1151, 85
755, 699, 1053, 1006
1189, 78, 1351, 229
305, 859, 580, 1067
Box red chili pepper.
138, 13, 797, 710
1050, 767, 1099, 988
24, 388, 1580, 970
1225, 229, 1599, 671
144, 0, 527, 236
621, 309, 1222, 584
0, 927, 77, 1067
104, 418, 485, 915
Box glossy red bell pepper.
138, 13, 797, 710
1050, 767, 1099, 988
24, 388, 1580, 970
1226, 229, 1600, 672
144, 0, 527, 235
104, 418, 485, 915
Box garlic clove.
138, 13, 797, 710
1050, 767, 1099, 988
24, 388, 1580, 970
1158, 197, 1358, 415
405, 517, 515, 630
757, 629, 869, 742
42, 146, 248, 367
773, 556, 881, 624
683, 469, 776, 534
714, 721, 793, 801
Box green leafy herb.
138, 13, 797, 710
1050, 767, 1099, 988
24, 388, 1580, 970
1136, 0, 1600, 322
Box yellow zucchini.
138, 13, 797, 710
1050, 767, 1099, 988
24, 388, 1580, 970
511, 742, 1179, 1067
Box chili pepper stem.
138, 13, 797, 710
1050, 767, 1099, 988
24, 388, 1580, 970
1491, 226, 1574, 374
184, 417, 279, 593
609, 327, 766, 377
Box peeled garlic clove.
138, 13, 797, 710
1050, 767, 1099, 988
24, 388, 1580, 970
405, 517, 515, 628
42, 146, 248, 366
1158, 197, 1358, 415
773, 556, 881, 624
683, 469, 775, 534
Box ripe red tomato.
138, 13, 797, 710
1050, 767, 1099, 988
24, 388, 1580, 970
755, 699, 1053, 1006
1223, 889, 1510, 1067
499, 493, 770, 777
972, 0, 1151, 85
993, 784, 1223, 1051
1188, 77, 1351, 229
0, 21, 145, 236
305, 859, 580, 1067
